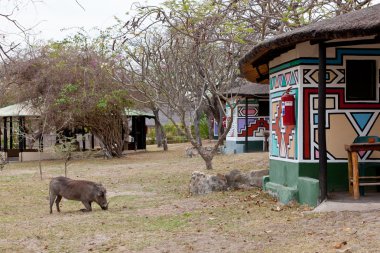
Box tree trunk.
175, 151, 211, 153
153, 108, 168, 151
153, 109, 162, 147
91, 112, 124, 158
161, 128, 168, 151
200, 151, 214, 170
194, 109, 202, 146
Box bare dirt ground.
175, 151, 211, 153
0, 143, 379, 253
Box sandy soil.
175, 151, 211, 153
0, 142, 379, 252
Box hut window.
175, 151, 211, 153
346, 60, 376, 101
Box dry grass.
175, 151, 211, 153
0, 143, 379, 252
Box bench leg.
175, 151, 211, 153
352, 151, 359, 200
347, 151, 353, 194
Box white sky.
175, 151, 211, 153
5, 0, 164, 42
3, 0, 380, 43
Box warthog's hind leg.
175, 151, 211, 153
55, 195, 62, 212
80, 201, 92, 212
49, 193, 57, 214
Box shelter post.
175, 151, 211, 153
318, 43, 328, 202
245, 97, 248, 152
3, 117, 7, 151
9, 117, 13, 149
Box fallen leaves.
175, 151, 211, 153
334, 241, 347, 249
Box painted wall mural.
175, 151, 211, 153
304, 88, 380, 162
226, 98, 269, 141
269, 66, 299, 160
270, 68, 299, 90
270, 92, 297, 160
268, 47, 380, 163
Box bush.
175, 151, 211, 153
199, 114, 210, 139
147, 118, 210, 145
147, 123, 189, 144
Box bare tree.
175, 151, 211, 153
113, 27, 239, 169
111, 0, 372, 169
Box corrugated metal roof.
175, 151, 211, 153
0, 102, 155, 118
0, 102, 39, 117
124, 109, 155, 118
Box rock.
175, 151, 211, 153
225, 169, 250, 189
248, 169, 269, 188
189, 171, 227, 195
189, 169, 269, 195
185, 147, 198, 158
186, 146, 223, 158
225, 169, 269, 189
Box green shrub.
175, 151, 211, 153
199, 114, 210, 139
146, 118, 211, 145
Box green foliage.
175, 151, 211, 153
164, 123, 188, 143
54, 136, 79, 155
96, 90, 131, 111
148, 118, 211, 144
55, 83, 79, 105
147, 123, 188, 144
199, 113, 209, 139
97, 98, 108, 109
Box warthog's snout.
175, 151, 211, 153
101, 202, 109, 210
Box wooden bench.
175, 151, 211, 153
345, 142, 380, 199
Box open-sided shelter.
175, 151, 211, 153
239, 4, 380, 206
124, 109, 154, 150
0, 102, 154, 161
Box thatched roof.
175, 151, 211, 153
239, 4, 380, 83
226, 82, 269, 97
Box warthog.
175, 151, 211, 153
49, 176, 109, 213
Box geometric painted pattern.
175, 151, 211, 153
238, 117, 269, 137
226, 98, 269, 141
270, 68, 299, 91
238, 106, 258, 117
351, 112, 374, 131
304, 88, 380, 161
303, 68, 345, 85
271, 99, 296, 159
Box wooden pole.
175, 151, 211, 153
245, 97, 248, 152
3, 117, 7, 151
351, 151, 360, 199
9, 117, 13, 149
347, 151, 353, 194
318, 43, 328, 202
18, 117, 23, 152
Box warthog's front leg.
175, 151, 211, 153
80, 201, 92, 212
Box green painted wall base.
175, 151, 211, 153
265, 182, 298, 204
264, 159, 380, 207
264, 160, 320, 207
224, 140, 264, 154
298, 177, 319, 207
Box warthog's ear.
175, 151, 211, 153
98, 191, 105, 197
